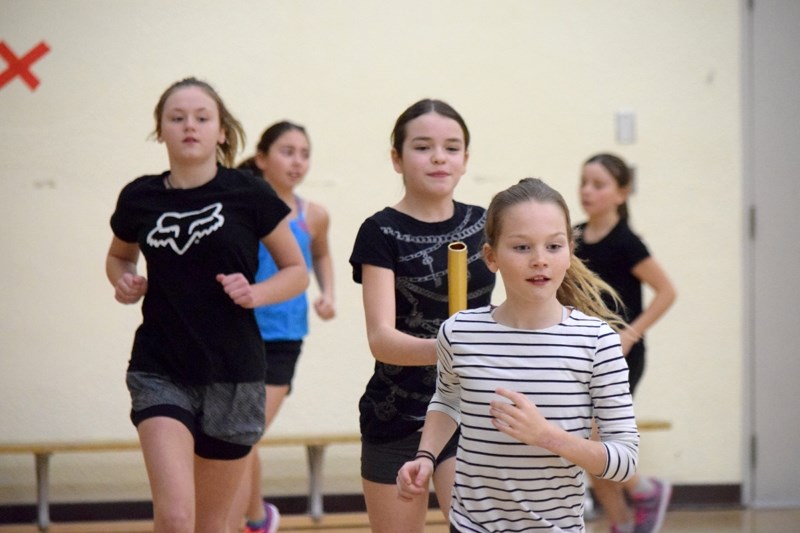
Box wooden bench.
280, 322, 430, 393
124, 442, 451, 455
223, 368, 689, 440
0, 433, 361, 531
637, 419, 671, 431
0, 420, 670, 532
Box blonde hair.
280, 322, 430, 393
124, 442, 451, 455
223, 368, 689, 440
152, 77, 245, 167
485, 177, 627, 331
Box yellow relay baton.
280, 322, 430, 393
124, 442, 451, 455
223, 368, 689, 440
447, 241, 468, 316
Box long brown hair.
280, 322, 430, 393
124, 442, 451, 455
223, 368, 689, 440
485, 177, 627, 330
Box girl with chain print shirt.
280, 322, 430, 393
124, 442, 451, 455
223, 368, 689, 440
349, 99, 495, 533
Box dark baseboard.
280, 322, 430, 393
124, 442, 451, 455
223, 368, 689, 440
667, 483, 742, 509
0, 484, 741, 525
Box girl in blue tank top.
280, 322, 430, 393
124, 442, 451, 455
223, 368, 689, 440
230, 121, 336, 533
253, 198, 314, 341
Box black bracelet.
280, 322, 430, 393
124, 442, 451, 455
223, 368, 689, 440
414, 449, 437, 469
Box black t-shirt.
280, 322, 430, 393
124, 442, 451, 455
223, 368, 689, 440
350, 202, 496, 443
110, 166, 290, 385
574, 219, 650, 323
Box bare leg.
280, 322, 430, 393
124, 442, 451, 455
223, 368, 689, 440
138, 418, 195, 533
228, 384, 290, 531
195, 453, 249, 533
622, 472, 643, 496
363, 478, 428, 533
228, 449, 257, 531
592, 476, 633, 525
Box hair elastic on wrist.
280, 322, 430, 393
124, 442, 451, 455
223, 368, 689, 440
414, 449, 437, 468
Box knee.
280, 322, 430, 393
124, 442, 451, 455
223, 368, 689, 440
153, 505, 193, 533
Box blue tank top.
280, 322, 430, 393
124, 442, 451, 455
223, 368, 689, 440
254, 197, 313, 341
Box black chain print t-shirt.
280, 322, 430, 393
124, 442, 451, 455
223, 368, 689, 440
350, 202, 495, 443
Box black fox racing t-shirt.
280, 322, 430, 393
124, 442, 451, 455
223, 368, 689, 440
110, 166, 289, 385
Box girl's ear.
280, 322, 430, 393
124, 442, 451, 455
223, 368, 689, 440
483, 243, 499, 273
255, 152, 268, 172
217, 127, 226, 146
617, 184, 632, 204
391, 148, 403, 174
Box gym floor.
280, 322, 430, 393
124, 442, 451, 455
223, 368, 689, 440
0, 507, 798, 532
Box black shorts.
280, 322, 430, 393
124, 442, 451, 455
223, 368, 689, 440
627, 341, 646, 396
361, 428, 460, 484
264, 340, 302, 389
126, 371, 265, 460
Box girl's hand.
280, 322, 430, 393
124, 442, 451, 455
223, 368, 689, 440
114, 273, 147, 304
619, 328, 640, 356
313, 295, 336, 320
396, 458, 433, 502
490, 388, 552, 447
216, 273, 257, 308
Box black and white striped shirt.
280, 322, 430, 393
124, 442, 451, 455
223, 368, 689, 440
430, 306, 639, 532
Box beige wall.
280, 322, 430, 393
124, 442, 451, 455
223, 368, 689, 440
0, 0, 742, 503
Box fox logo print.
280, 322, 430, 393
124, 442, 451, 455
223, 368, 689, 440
147, 203, 225, 255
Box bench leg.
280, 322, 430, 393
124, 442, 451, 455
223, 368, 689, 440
35, 452, 52, 531
305, 444, 325, 522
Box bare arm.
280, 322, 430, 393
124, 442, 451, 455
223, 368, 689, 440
253, 217, 309, 305
307, 201, 335, 320
361, 264, 437, 366
398, 325, 461, 500
217, 217, 309, 309
396, 410, 458, 501
106, 236, 147, 304
620, 256, 677, 353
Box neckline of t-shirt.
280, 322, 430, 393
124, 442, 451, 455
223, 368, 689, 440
385, 201, 461, 225
487, 305, 572, 332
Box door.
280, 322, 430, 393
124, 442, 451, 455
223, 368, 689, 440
745, 0, 800, 507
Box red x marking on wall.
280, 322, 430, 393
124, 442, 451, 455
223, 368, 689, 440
0, 41, 51, 91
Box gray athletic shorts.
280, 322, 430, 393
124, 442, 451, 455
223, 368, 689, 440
126, 371, 266, 460
361, 428, 459, 484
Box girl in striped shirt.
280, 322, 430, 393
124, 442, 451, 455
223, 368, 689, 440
397, 178, 639, 532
